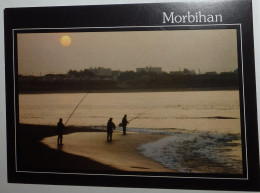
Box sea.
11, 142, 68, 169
19, 90, 243, 174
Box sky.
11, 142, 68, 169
17, 29, 238, 76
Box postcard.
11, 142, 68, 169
4, 0, 259, 190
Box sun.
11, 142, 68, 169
60, 35, 72, 47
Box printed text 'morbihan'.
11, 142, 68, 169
163, 11, 223, 24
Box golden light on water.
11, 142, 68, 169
60, 35, 72, 47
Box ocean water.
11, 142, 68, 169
19, 91, 241, 133
137, 128, 242, 174
19, 90, 243, 174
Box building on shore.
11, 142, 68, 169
111, 70, 121, 81
89, 67, 112, 76
136, 66, 162, 73
170, 68, 196, 75
88, 67, 121, 81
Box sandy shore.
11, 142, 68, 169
18, 124, 175, 173
18, 124, 118, 172
41, 130, 175, 172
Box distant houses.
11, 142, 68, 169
19, 66, 239, 82
18, 66, 239, 92
136, 66, 162, 73
170, 68, 196, 75
89, 67, 112, 76
89, 67, 121, 81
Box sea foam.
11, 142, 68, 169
138, 131, 242, 174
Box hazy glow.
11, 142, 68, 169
17, 29, 238, 75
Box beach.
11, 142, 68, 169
18, 123, 242, 175
17, 124, 116, 173
17, 124, 175, 173
41, 130, 174, 172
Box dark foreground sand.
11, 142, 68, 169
18, 124, 175, 173
18, 124, 116, 173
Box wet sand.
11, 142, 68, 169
18, 124, 175, 173
41, 130, 174, 172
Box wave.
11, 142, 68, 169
138, 131, 242, 174
83, 125, 243, 174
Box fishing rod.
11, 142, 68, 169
118, 111, 146, 127
65, 92, 89, 126
128, 111, 146, 122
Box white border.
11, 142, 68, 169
12, 24, 248, 181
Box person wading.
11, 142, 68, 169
107, 118, 116, 142
57, 118, 65, 145
122, 114, 129, 135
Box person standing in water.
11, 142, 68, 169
107, 118, 116, 142
122, 114, 129, 135
57, 118, 65, 145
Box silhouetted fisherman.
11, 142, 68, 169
57, 118, 65, 145
122, 114, 129, 135
107, 118, 116, 142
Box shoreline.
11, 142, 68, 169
41, 130, 175, 172
17, 124, 175, 173
16, 124, 242, 175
